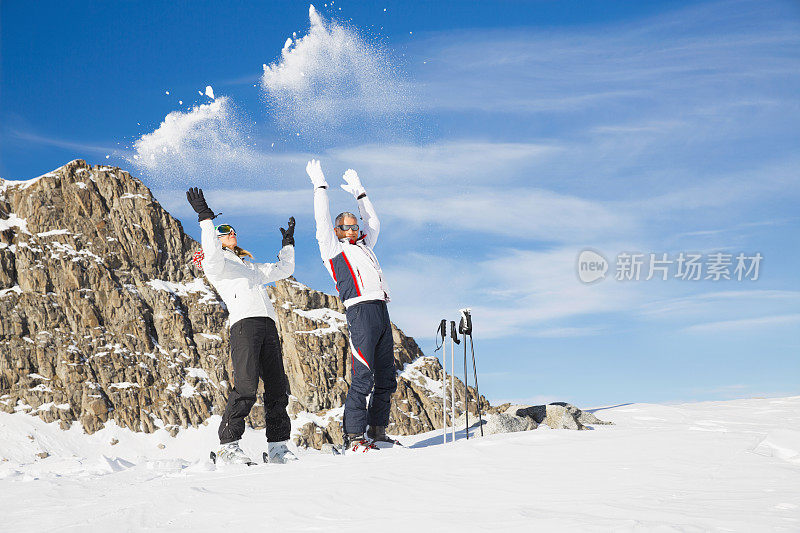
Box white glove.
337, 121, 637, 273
340, 169, 366, 198
306, 159, 328, 189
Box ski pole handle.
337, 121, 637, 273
458, 308, 472, 335
450, 320, 460, 344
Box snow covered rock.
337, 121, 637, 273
514, 402, 613, 430
483, 413, 537, 435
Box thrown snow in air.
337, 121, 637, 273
131, 97, 260, 185
260, 4, 410, 133
205, 85, 215, 99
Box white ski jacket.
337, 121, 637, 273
314, 188, 390, 308
199, 219, 294, 326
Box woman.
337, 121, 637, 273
187, 187, 297, 465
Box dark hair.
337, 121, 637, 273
335, 211, 357, 227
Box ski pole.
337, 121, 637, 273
450, 324, 456, 443
459, 309, 473, 439
450, 320, 465, 439
469, 334, 484, 436
464, 333, 469, 439
460, 308, 483, 436
435, 319, 447, 444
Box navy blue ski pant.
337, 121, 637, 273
343, 300, 397, 434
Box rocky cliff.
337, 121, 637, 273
0, 160, 486, 448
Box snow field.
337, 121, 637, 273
0, 396, 798, 531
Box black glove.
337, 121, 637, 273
186, 187, 216, 222
280, 216, 295, 247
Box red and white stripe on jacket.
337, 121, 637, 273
313, 187, 390, 308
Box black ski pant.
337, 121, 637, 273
218, 316, 291, 444
343, 300, 397, 435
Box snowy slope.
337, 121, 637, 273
1, 396, 799, 531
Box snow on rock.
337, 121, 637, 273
34, 402, 69, 412
108, 382, 141, 390
180, 383, 198, 398
0, 285, 22, 298
290, 406, 344, 449
185, 368, 209, 380
0, 214, 31, 235
146, 278, 218, 305
35, 229, 71, 237
119, 192, 149, 200
483, 412, 537, 434
47, 241, 104, 264
286, 278, 310, 291
399, 356, 444, 398
0, 175, 47, 193
292, 307, 346, 336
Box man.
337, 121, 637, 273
306, 160, 399, 451
186, 187, 298, 464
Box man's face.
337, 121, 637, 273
219, 230, 237, 248
335, 215, 359, 241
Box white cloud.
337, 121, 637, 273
329, 141, 561, 186
412, 0, 800, 114
384, 247, 645, 339
683, 313, 800, 333
154, 187, 309, 219
9, 129, 125, 157
378, 187, 634, 242
382, 245, 798, 341
640, 290, 800, 320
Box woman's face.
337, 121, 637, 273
219, 230, 237, 248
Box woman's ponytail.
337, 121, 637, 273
223, 244, 253, 260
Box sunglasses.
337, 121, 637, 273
216, 224, 236, 236
336, 224, 359, 231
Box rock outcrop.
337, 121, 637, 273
484, 402, 613, 433
514, 402, 613, 430
483, 413, 538, 435
0, 160, 486, 447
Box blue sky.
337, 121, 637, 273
2, 0, 799, 406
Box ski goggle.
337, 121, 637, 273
215, 224, 236, 236
336, 224, 359, 231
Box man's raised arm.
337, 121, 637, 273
307, 159, 340, 260
342, 169, 379, 248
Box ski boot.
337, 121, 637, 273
210, 441, 256, 465
263, 440, 299, 464
366, 425, 403, 448
344, 432, 378, 454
